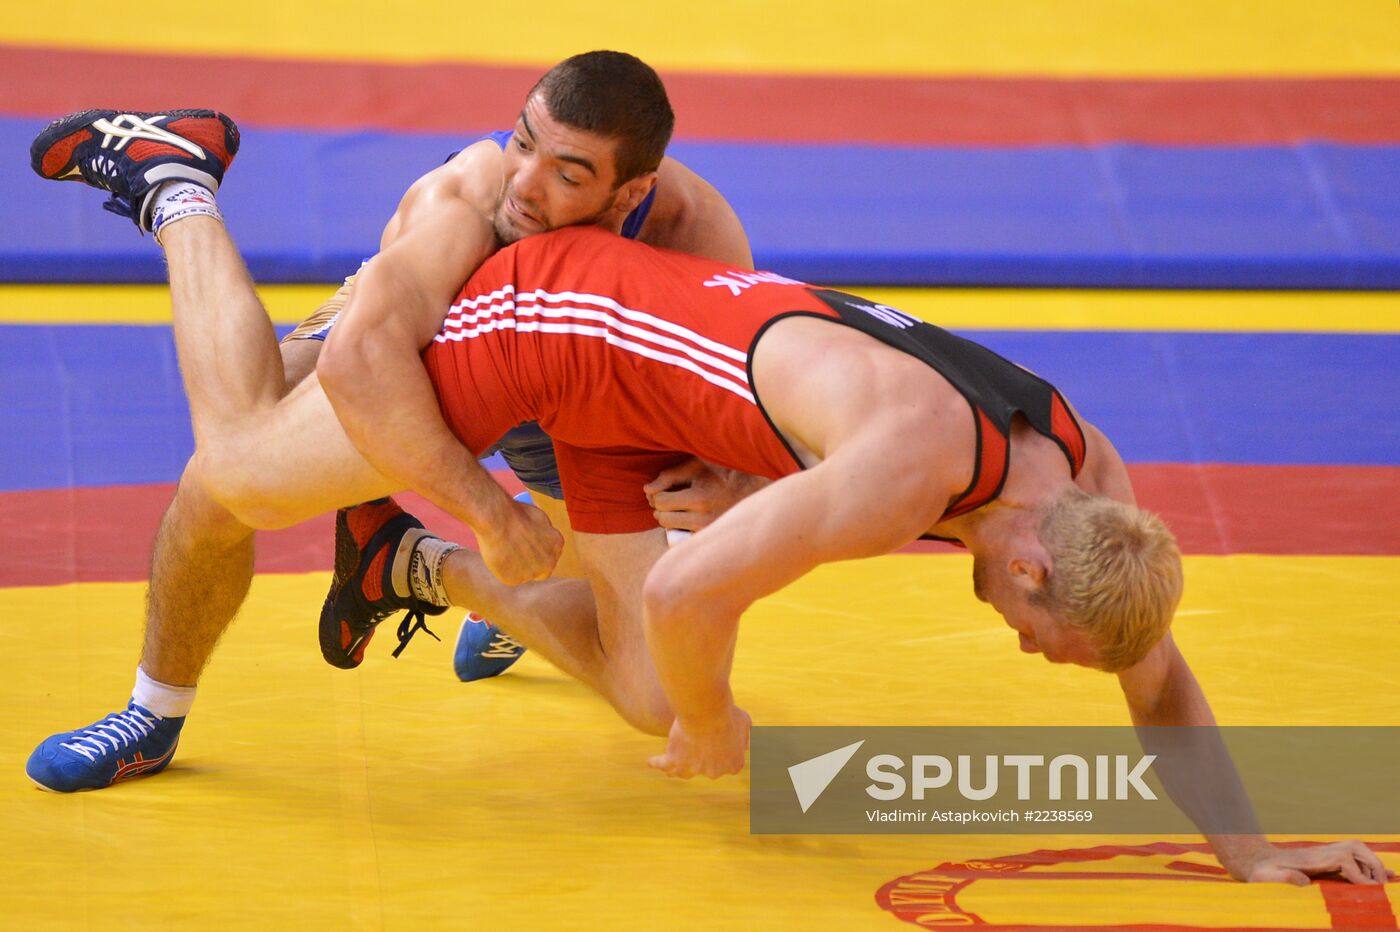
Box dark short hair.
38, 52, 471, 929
529, 50, 675, 183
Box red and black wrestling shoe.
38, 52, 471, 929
30, 109, 238, 231
320, 498, 448, 669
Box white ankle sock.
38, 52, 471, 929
132, 667, 196, 719
150, 181, 223, 244
391, 529, 460, 608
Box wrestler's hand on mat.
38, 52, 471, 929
476, 497, 562, 585
1243, 840, 1393, 885
648, 706, 752, 779
644, 458, 769, 533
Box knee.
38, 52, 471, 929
595, 614, 674, 737
613, 682, 673, 737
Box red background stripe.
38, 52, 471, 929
3, 44, 1397, 145
1, 464, 1395, 588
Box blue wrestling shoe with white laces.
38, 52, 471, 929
30, 108, 238, 230
27, 700, 183, 792
454, 613, 528, 682
452, 490, 532, 682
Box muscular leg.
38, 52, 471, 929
29, 119, 397, 790
141, 220, 358, 677
27, 226, 358, 788
438, 529, 672, 734
140, 336, 329, 687
138, 230, 361, 686
141, 470, 255, 686
160, 218, 665, 730
152, 218, 395, 527
162, 217, 285, 447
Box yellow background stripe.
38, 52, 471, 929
2, 283, 1396, 333
3, 0, 1398, 76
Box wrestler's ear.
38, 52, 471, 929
611, 171, 657, 216
1007, 556, 1049, 594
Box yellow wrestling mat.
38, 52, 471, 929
3, 554, 1397, 928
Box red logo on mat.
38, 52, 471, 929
875, 842, 1399, 930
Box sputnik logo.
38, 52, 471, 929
788, 740, 865, 813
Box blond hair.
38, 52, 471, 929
1031, 490, 1183, 672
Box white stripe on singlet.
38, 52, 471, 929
436, 287, 754, 402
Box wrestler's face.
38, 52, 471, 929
493, 95, 649, 245
973, 555, 1103, 669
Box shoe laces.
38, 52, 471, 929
59, 706, 161, 763
81, 154, 120, 184
101, 194, 136, 220
76, 155, 134, 218
482, 631, 525, 659
391, 608, 441, 659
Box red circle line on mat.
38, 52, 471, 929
876, 841, 1400, 930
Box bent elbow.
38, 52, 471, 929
642, 552, 722, 635
314, 332, 359, 403
642, 560, 688, 631
642, 549, 750, 630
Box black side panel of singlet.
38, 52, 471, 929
805, 288, 1069, 443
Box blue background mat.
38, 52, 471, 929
6, 118, 1399, 288
4, 324, 1396, 492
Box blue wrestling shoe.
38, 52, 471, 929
454, 613, 528, 682
452, 490, 532, 682
30, 108, 238, 230
320, 497, 448, 669
27, 700, 183, 792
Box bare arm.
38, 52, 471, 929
1087, 393, 1388, 883
1119, 637, 1389, 884
288, 148, 472, 390
317, 164, 561, 584
1117, 636, 1265, 875
645, 422, 950, 778
643, 157, 754, 269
